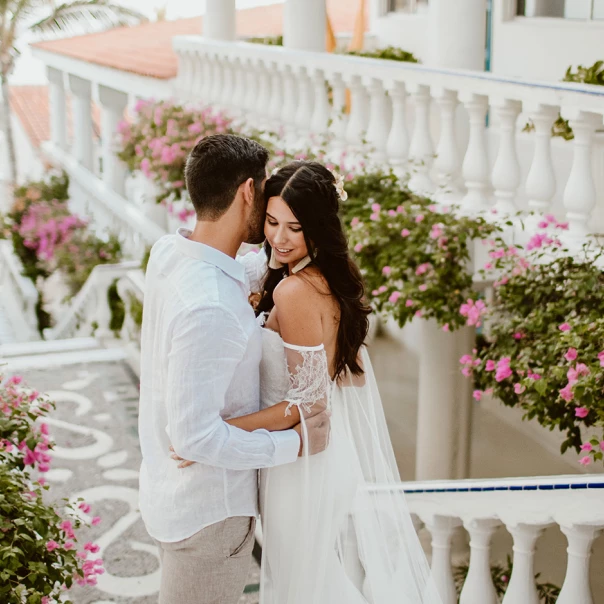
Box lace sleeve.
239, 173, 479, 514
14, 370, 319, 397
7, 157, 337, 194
237, 248, 267, 293
283, 343, 332, 417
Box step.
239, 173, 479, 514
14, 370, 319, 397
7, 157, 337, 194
0, 337, 100, 358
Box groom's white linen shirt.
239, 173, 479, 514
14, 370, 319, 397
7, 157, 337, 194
139, 228, 300, 543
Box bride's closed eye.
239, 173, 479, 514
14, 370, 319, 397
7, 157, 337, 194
266, 218, 302, 233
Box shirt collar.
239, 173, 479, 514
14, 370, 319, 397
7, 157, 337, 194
175, 228, 245, 285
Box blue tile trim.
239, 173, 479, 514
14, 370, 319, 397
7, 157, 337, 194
401, 481, 604, 495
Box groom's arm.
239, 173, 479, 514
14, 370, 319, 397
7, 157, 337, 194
166, 306, 300, 469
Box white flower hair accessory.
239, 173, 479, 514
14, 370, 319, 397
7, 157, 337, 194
331, 170, 348, 202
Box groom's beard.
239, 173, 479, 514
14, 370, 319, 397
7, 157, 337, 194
244, 187, 266, 245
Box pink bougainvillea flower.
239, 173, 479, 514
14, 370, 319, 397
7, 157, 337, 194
514, 383, 526, 395
415, 214, 424, 223
415, 263, 431, 276
513, 333, 524, 340
418, 284, 427, 292
351, 217, 360, 227
574, 406, 589, 418
371, 203, 381, 213
579, 456, 592, 466
442, 324, 450, 332
370, 212, 380, 221
461, 367, 472, 377
405, 299, 414, 307
382, 266, 392, 276
598, 351, 604, 367
378, 285, 387, 294
581, 442, 593, 452
559, 384, 574, 402
354, 243, 363, 253
46, 540, 59, 552
485, 360, 496, 371
473, 390, 483, 401
558, 323, 571, 332
388, 291, 401, 304
401, 228, 410, 237
565, 348, 578, 362
91, 516, 102, 526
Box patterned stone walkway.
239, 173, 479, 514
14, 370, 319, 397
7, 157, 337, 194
21, 359, 260, 604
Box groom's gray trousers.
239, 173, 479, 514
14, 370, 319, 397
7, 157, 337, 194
156, 516, 256, 604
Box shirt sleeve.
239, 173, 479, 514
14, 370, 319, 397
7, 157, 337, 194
237, 248, 268, 293
166, 306, 300, 469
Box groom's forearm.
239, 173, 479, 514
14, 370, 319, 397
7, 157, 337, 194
226, 402, 301, 432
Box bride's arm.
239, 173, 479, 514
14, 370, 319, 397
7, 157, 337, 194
225, 402, 300, 432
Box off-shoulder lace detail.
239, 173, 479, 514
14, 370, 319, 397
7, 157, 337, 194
283, 344, 332, 416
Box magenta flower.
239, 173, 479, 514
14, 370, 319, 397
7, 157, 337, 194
382, 266, 392, 276
370, 212, 380, 221
513, 333, 524, 340
581, 442, 593, 452
354, 243, 363, 253
558, 323, 571, 332
418, 284, 427, 292
415, 215, 424, 223
460, 355, 473, 365
388, 291, 401, 304
461, 367, 472, 377
565, 348, 578, 362
401, 228, 410, 237
579, 456, 592, 466
559, 384, 574, 402
485, 360, 496, 371
537, 220, 549, 229
442, 324, 450, 332
378, 285, 387, 294
473, 390, 483, 401
598, 351, 604, 367
575, 406, 589, 418
514, 383, 526, 395
46, 540, 59, 552
91, 516, 102, 526
79, 502, 91, 514
351, 217, 360, 227
405, 299, 414, 307
371, 203, 381, 213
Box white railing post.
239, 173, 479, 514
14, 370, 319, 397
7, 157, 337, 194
310, 68, 330, 136
255, 60, 272, 128
460, 93, 490, 211
524, 104, 558, 220
329, 72, 348, 147
346, 75, 369, 146
459, 518, 500, 604
425, 515, 462, 604
491, 98, 522, 215
231, 57, 245, 114
294, 66, 314, 137
283, 0, 327, 52
267, 62, 284, 130
434, 88, 461, 202
408, 84, 435, 194
281, 64, 298, 130
557, 524, 603, 604
220, 57, 235, 108
562, 111, 603, 241
365, 78, 391, 162
98, 85, 129, 197
501, 523, 549, 604
68, 74, 94, 171
387, 81, 409, 169
47, 67, 67, 151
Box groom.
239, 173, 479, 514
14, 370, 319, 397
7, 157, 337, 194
138, 134, 329, 604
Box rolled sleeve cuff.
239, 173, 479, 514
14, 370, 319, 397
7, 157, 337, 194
271, 429, 300, 466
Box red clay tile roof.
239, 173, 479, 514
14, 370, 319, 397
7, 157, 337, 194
10, 85, 101, 148
32, 0, 366, 80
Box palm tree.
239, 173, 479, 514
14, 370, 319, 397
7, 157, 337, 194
0, 0, 148, 185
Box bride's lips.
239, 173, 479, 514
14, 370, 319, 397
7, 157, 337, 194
273, 247, 294, 258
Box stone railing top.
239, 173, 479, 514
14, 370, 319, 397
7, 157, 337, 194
173, 37, 604, 115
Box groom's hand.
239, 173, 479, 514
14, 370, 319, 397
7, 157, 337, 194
169, 445, 195, 469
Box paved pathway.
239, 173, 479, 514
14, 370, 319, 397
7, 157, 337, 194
22, 358, 259, 604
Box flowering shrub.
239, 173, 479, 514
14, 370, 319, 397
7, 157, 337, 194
0, 375, 103, 603
460, 219, 604, 463
116, 99, 232, 204
345, 171, 501, 330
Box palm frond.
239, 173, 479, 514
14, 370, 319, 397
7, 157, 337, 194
30, 0, 148, 36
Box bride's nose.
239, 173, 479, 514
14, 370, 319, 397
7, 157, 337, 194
273, 225, 289, 245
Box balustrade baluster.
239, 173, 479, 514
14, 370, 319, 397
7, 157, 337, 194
460, 93, 490, 211
267, 62, 283, 130
408, 84, 435, 194
294, 66, 314, 137
346, 75, 369, 146
231, 58, 245, 114
557, 524, 603, 604
562, 110, 603, 242
524, 104, 558, 221
459, 518, 500, 604
310, 68, 330, 136
281, 64, 298, 130
220, 58, 234, 109
434, 89, 461, 202
501, 523, 549, 604
386, 81, 409, 169
491, 98, 522, 215
197, 53, 211, 104
243, 60, 258, 116
329, 72, 348, 147
255, 61, 272, 128
366, 78, 390, 163
425, 515, 461, 604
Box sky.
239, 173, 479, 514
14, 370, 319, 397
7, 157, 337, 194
10, 0, 284, 84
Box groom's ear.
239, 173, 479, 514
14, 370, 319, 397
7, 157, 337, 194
241, 177, 255, 208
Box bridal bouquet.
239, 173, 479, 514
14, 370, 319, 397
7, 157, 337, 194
0, 375, 103, 603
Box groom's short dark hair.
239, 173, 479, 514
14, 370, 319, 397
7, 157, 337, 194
185, 134, 269, 220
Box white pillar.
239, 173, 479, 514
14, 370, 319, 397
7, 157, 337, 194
329, 73, 348, 147
365, 78, 391, 162
425, 515, 462, 604
98, 85, 128, 197
387, 81, 409, 169
434, 88, 461, 200
68, 74, 94, 171
203, 0, 235, 41
428, 0, 487, 70
47, 67, 67, 151
408, 84, 435, 195
416, 320, 474, 480
284, 0, 327, 51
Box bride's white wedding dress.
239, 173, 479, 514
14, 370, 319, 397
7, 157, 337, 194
257, 315, 442, 604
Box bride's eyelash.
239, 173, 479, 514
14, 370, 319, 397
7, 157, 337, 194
267, 219, 301, 233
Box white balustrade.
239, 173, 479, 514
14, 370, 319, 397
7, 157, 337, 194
366, 78, 391, 162
310, 69, 330, 135
117, 269, 145, 374
346, 74, 370, 146
369, 475, 604, 604
386, 81, 410, 169
408, 84, 435, 194
434, 89, 461, 201
294, 66, 314, 137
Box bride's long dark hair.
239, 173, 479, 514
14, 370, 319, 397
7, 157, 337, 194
256, 161, 371, 380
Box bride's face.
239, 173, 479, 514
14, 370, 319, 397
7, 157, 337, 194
265, 196, 308, 265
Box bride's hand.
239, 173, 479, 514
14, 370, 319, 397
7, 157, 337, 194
169, 445, 195, 469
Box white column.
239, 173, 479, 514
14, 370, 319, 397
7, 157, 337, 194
562, 111, 603, 240
203, 0, 235, 41
525, 104, 558, 219
408, 84, 435, 195
47, 67, 67, 151
491, 98, 522, 215
434, 88, 461, 200
425, 515, 462, 604
461, 93, 490, 212
501, 523, 548, 604
68, 74, 94, 171
459, 518, 500, 604
365, 78, 391, 162
557, 524, 603, 604
283, 0, 326, 52
428, 0, 487, 70
416, 320, 474, 480
387, 81, 409, 169
98, 85, 128, 197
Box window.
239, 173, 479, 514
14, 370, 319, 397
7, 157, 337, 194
517, 0, 604, 20
389, 0, 429, 14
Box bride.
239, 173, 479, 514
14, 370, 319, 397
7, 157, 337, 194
176, 160, 441, 603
